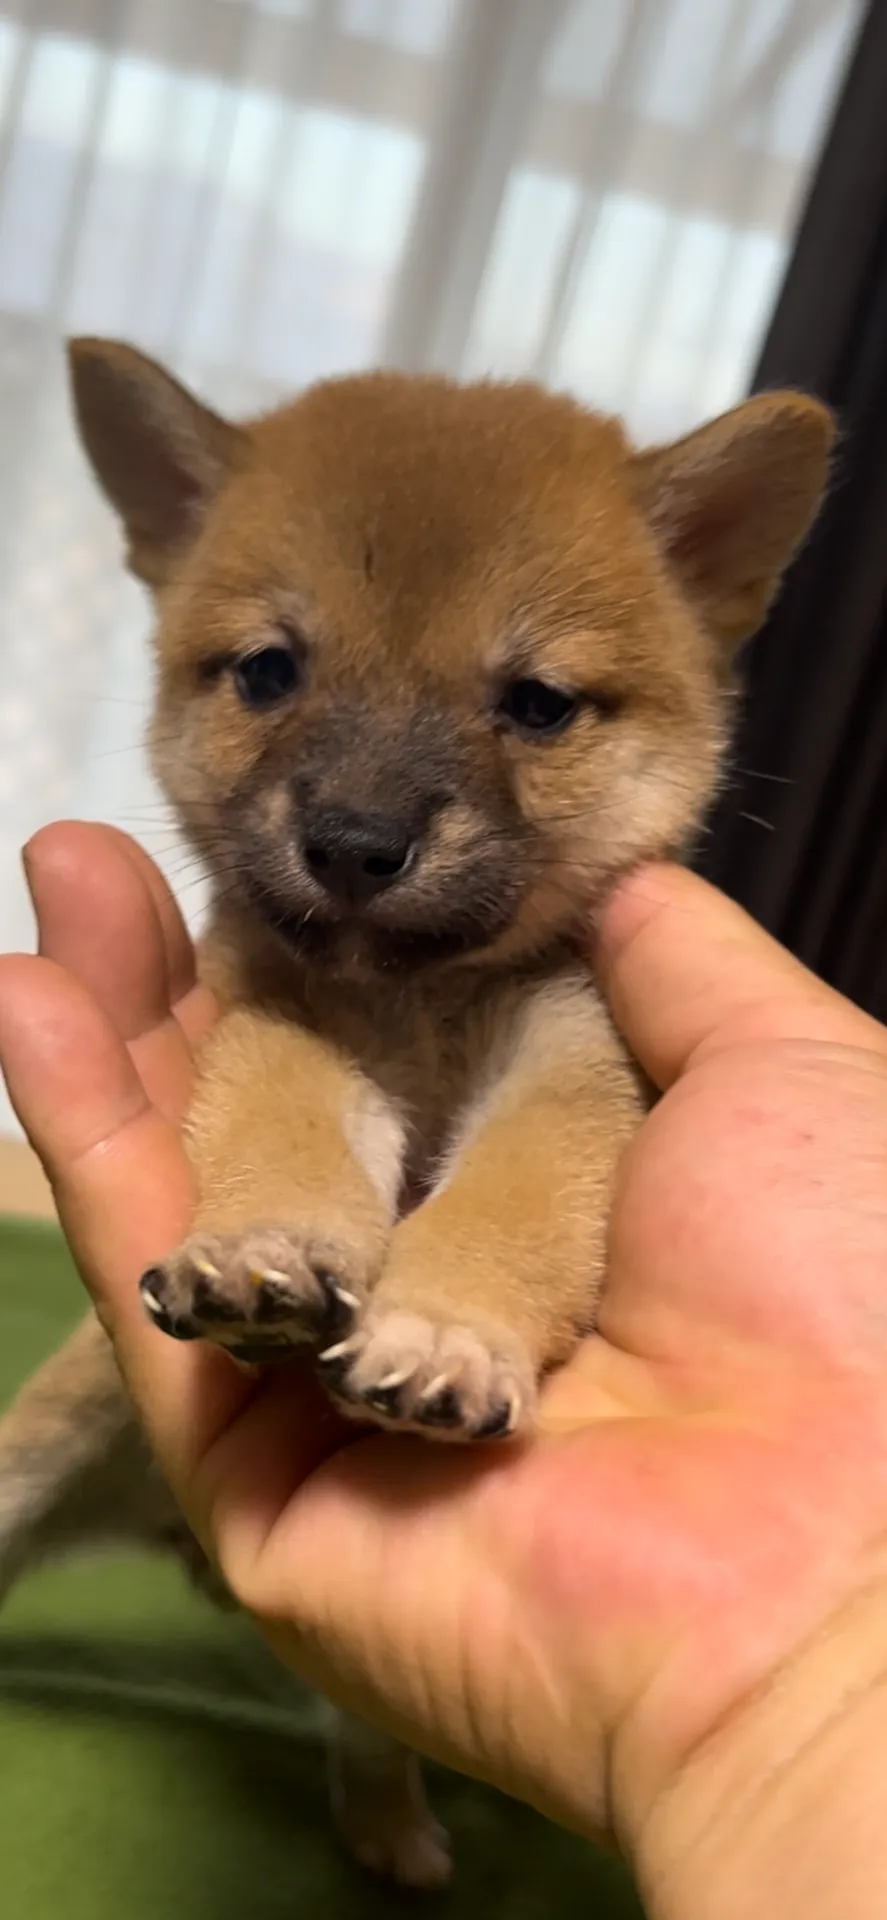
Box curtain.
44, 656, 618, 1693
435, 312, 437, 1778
0, 0, 867, 1132
700, 0, 887, 1022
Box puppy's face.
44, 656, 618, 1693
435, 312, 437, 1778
69, 346, 832, 974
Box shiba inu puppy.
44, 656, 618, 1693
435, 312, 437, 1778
0, 343, 831, 1882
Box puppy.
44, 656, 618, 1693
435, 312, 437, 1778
0, 345, 832, 1883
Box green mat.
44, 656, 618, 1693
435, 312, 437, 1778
0, 1215, 644, 1918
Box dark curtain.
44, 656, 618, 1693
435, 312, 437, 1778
698, 0, 887, 1022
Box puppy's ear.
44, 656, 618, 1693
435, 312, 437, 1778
631, 391, 835, 655
67, 338, 244, 587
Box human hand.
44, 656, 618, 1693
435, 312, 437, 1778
4, 822, 887, 1917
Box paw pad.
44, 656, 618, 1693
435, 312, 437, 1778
317, 1309, 531, 1442
139, 1231, 363, 1362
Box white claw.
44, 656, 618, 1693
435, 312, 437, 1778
377, 1366, 417, 1391
502, 1389, 520, 1434
331, 1286, 360, 1311
193, 1257, 222, 1282
417, 1371, 452, 1404
252, 1266, 290, 1287
141, 1288, 164, 1317
318, 1336, 361, 1364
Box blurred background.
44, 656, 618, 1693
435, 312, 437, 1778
1, 11, 887, 1911
0, 0, 876, 1134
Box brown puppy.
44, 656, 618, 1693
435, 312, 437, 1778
0, 347, 832, 1881
77, 346, 831, 1435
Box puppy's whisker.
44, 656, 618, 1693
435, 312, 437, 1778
737, 766, 793, 785
738, 810, 775, 832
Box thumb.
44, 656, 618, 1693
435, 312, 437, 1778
596, 865, 887, 1090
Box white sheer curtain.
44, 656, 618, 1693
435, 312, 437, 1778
0, 0, 866, 1131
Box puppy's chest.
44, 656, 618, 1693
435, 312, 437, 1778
204, 924, 602, 1185
309, 977, 517, 1176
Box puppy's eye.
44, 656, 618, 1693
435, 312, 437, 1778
233, 645, 298, 710
497, 677, 579, 737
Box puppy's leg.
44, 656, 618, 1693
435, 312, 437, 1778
0, 1313, 192, 1598
328, 1710, 451, 1889
320, 977, 644, 1440
140, 1009, 405, 1364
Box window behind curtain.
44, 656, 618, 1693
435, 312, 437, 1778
0, 0, 867, 1132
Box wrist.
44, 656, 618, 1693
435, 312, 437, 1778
631, 1575, 887, 1919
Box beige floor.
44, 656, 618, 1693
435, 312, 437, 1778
0, 1135, 56, 1220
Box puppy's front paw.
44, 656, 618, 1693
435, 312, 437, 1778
318, 1307, 535, 1441
139, 1225, 366, 1362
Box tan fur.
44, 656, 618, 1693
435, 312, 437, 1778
0, 345, 833, 1880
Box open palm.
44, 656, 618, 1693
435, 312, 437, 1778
4, 823, 887, 1893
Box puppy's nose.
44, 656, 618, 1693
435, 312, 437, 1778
302, 808, 415, 905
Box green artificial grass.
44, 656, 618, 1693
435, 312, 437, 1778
0, 1215, 645, 1918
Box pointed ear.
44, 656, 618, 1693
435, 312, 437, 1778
67, 338, 245, 587
631, 391, 835, 654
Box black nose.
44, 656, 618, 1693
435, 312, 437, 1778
302, 808, 416, 905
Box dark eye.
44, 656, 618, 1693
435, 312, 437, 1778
233, 645, 299, 710
497, 677, 579, 737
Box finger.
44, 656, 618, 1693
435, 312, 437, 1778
0, 952, 351, 1557
0, 953, 243, 1480
110, 827, 200, 1010
24, 823, 214, 1121
596, 864, 887, 1090
27, 822, 177, 1037
25, 822, 216, 1050
112, 828, 217, 1048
